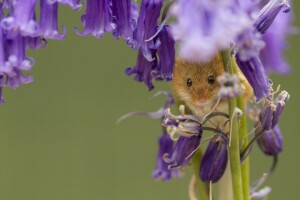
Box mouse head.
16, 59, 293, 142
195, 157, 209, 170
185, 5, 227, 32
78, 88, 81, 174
172, 54, 224, 108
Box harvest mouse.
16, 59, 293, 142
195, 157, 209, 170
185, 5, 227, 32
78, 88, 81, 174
172, 54, 252, 129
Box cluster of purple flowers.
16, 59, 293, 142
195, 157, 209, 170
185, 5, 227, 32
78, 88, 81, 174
152, 105, 230, 183
0, 0, 81, 103
151, 86, 289, 184
0, 0, 293, 104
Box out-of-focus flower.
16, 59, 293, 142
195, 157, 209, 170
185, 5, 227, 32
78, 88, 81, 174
260, 11, 293, 74
75, 0, 114, 38
217, 72, 242, 99
254, 0, 290, 34
39, 1, 66, 40
152, 133, 182, 181
171, 0, 251, 61
200, 133, 228, 183
256, 124, 283, 156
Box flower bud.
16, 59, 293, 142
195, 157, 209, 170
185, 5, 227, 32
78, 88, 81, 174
200, 134, 228, 183
256, 124, 283, 156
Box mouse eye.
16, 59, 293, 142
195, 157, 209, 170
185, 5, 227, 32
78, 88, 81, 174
187, 78, 192, 87
208, 75, 215, 85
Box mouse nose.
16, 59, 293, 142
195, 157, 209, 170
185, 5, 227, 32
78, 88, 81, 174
199, 98, 207, 104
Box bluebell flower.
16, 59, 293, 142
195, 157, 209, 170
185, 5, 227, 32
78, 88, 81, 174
126, 24, 175, 90
132, 0, 163, 61
171, 0, 251, 61
1, 34, 34, 89
152, 133, 182, 181
260, 11, 293, 74
200, 133, 228, 183
125, 49, 157, 90
259, 90, 290, 131
111, 0, 135, 42
167, 134, 202, 169
154, 25, 175, 81
254, 0, 290, 34
235, 55, 269, 101
75, 0, 114, 38
1, 0, 39, 38
162, 106, 202, 169
39, 1, 66, 40
256, 124, 283, 156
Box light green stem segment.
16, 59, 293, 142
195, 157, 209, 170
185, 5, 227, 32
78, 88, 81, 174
221, 50, 244, 200
192, 149, 209, 200
237, 96, 250, 200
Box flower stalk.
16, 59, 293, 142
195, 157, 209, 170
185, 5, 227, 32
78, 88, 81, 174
221, 50, 244, 200
191, 148, 209, 200
237, 95, 250, 200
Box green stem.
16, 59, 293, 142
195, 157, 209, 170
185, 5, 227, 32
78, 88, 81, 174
232, 60, 250, 200
192, 149, 209, 200
221, 50, 244, 200
237, 96, 250, 200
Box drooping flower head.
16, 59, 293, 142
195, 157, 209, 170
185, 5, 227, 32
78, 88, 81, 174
39, 0, 66, 40
75, 0, 114, 38
132, 0, 163, 60
111, 0, 135, 42
162, 106, 203, 169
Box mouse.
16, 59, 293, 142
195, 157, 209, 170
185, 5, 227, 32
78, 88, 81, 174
172, 53, 252, 129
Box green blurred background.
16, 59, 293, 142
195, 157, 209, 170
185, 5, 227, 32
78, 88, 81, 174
0, 2, 299, 200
